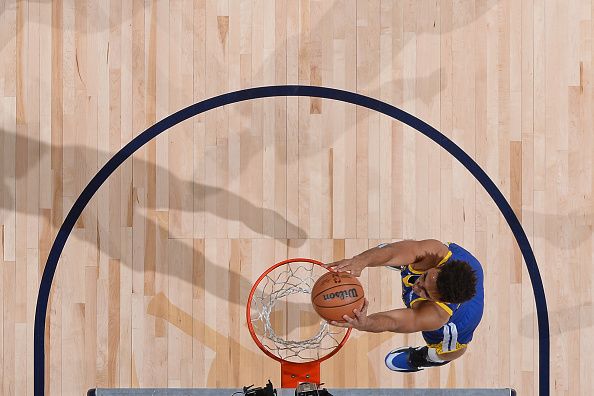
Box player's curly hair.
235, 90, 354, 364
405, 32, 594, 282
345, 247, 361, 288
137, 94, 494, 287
435, 260, 477, 304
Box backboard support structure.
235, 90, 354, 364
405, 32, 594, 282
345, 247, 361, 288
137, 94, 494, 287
280, 360, 320, 388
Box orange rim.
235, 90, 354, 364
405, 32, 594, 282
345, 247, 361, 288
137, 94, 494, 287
245, 257, 352, 364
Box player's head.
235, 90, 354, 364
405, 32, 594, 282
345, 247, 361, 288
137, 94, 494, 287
412, 260, 477, 304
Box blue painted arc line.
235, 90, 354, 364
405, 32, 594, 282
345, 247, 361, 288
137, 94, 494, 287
34, 85, 549, 396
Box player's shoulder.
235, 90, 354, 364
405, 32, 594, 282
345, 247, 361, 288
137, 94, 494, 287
411, 300, 452, 324
416, 239, 449, 253
408, 240, 450, 271
447, 243, 484, 271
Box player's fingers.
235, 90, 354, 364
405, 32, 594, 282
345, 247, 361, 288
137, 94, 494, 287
326, 260, 350, 271
338, 269, 351, 276
342, 314, 355, 323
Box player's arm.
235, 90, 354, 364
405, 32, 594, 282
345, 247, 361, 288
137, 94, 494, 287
325, 239, 448, 276
331, 299, 450, 333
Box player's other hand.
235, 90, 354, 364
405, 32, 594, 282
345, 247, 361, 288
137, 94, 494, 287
329, 298, 370, 331
324, 257, 366, 277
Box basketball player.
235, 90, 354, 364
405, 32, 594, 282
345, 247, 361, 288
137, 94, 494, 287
325, 239, 483, 372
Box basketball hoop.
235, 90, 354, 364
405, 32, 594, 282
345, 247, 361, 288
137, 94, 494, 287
246, 258, 352, 388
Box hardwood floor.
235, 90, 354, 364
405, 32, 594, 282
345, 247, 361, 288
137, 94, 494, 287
0, 1, 591, 394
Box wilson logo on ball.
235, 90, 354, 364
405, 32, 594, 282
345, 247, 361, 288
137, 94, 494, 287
322, 288, 359, 301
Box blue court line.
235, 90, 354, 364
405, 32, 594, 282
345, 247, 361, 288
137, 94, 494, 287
34, 85, 549, 395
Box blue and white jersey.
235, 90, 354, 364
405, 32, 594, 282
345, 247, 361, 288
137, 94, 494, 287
386, 242, 485, 353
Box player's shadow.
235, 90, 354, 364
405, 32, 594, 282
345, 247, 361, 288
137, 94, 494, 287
228, 0, 500, 171
2, 2, 501, 234
0, 0, 139, 54
147, 292, 393, 387
2, 0, 499, 174
1, 127, 307, 311
2, 0, 502, 324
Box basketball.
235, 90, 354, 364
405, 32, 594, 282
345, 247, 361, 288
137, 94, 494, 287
311, 271, 365, 323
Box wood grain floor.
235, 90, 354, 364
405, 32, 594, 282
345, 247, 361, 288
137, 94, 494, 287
1, 0, 592, 394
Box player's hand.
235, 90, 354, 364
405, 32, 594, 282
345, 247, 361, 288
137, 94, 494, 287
324, 257, 366, 277
329, 299, 370, 331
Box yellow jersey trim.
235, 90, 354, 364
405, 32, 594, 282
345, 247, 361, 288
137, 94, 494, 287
409, 297, 428, 307
436, 250, 452, 267
408, 248, 452, 273
427, 342, 467, 354
402, 275, 415, 287
434, 301, 454, 316
407, 265, 424, 274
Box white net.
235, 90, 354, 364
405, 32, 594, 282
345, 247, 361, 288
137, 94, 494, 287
248, 260, 349, 363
